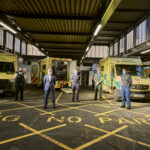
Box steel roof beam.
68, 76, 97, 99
1, 12, 95, 21
23, 31, 89, 36
35, 41, 87, 44
46, 47, 84, 50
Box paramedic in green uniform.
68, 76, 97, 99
94, 67, 103, 100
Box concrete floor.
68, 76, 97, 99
0, 86, 150, 150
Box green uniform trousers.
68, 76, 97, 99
94, 84, 102, 100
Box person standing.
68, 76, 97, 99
94, 67, 103, 100
43, 68, 56, 109
72, 69, 80, 102
121, 68, 132, 109
14, 67, 25, 101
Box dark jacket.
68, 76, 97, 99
121, 73, 132, 87
15, 71, 25, 87
44, 75, 56, 91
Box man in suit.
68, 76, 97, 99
43, 68, 56, 109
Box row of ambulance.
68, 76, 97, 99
0, 52, 150, 101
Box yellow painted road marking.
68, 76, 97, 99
95, 108, 121, 116
58, 103, 109, 116
19, 123, 66, 134
0, 132, 36, 145
16, 102, 48, 113
75, 125, 128, 150
19, 123, 72, 150
0, 101, 17, 105
1, 103, 46, 112
56, 92, 63, 104
1, 92, 63, 113
84, 124, 150, 148
122, 109, 147, 116
40, 107, 75, 115
145, 114, 150, 117
0, 124, 66, 145
40, 103, 95, 116
102, 96, 114, 105
94, 104, 113, 108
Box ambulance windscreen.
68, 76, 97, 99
116, 65, 147, 78
0, 62, 15, 73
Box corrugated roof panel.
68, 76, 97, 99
13, 18, 94, 33
30, 34, 89, 43
39, 43, 86, 49
0, 0, 102, 17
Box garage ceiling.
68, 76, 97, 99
96, 0, 150, 46
0, 0, 111, 60
0, 0, 149, 61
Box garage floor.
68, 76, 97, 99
0, 86, 150, 150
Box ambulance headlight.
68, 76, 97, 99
10, 79, 15, 83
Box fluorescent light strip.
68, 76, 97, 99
141, 49, 150, 54
86, 46, 89, 52
0, 21, 17, 34
93, 24, 102, 36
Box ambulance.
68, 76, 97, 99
31, 57, 77, 89
0, 53, 17, 95
143, 61, 150, 78
99, 57, 150, 101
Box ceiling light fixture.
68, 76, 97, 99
93, 24, 102, 36
86, 46, 89, 52
0, 21, 17, 34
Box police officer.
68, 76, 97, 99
94, 67, 103, 100
72, 69, 80, 102
121, 68, 132, 109
14, 67, 25, 101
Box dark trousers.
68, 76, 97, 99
72, 83, 79, 101
44, 87, 55, 107
94, 84, 102, 100
15, 86, 24, 101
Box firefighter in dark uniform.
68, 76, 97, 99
14, 67, 25, 101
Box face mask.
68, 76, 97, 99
74, 72, 77, 75
19, 70, 22, 74
48, 72, 51, 75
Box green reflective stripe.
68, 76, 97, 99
114, 81, 120, 88
106, 80, 110, 86
111, 77, 114, 81
104, 74, 107, 80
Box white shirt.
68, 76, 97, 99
48, 75, 52, 82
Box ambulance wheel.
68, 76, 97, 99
113, 96, 120, 102
113, 89, 121, 102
